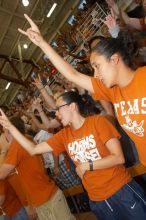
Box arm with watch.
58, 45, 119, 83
76, 138, 125, 179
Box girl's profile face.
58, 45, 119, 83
55, 97, 72, 127
90, 52, 118, 88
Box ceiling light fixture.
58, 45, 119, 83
22, 0, 29, 7
23, 43, 28, 49
5, 82, 11, 90
47, 3, 57, 17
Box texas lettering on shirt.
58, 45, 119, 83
68, 134, 101, 162
114, 98, 146, 137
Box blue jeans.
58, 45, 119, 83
89, 180, 146, 220
4, 207, 29, 220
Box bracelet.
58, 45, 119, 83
88, 160, 93, 171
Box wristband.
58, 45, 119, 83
88, 160, 93, 171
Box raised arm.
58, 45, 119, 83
0, 109, 53, 156
33, 75, 56, 109
31, 99, 61, 129
18, 14, 93, 93
120, 9, 143, 30
103, 9, 120, 38
106, 0, 143, 30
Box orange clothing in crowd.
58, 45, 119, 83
4, 139, 57, 207
91, 66, 146, 166
46, 115, 131, 201
8, 172, 27, 206
0, 180, 22, 217
139, 17, 146, 31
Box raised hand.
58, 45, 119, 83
106, 0, 119, 16
0, 109, 12, 130
32, 74, 44, 90
103, 9, 117, 29
18, 14, 44, 47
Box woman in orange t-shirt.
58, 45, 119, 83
0, 179, 29, 220
1, 91, 146, 220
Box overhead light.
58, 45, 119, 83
22, 0, 29, 7
5, 82, 11, 90
47, 3, 57, 17
23, 43, 28, 49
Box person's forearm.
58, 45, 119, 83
40, 41, 77, 79
38, 40, 93, 93
9, 125, 36, 155
84, 154, 124, 171
120, 10, 142, 30
47, 119, 61, 129
40, 88, 56, 109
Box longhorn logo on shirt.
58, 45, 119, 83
121, 116, 144, 137
68, 134, 101, 162
114, 98, 145, 137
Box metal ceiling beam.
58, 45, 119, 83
0, 6, 24, 19
35, 0, 79, 63
0, 59, 7, 72
25, 66, 35, 81
0, 0, 19, 46
8, 60, 22, 79
0, 73, 29, 87
9, 0, 40, 58
0, 55, 38, 80
0, 55, 38, 67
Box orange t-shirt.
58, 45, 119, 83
7, 172, 27, 206
46, 115, 131, 201
0, 180, 22, 217
91, 66, 146, 166
4, 139, 57, 207
139, 17, 146, 31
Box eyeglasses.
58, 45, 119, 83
55, 103, 70, 111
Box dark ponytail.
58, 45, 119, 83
91, 29, 139, 70
61, 91, 100, 116
61, 91, 86, 116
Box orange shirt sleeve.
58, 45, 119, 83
139, 18, 146, 31
91, 77, 112, 101
95, 116, 121, 144
46, 129, 65, 156
4, 140, 26, 166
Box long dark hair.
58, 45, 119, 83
91, 29, 139, 70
